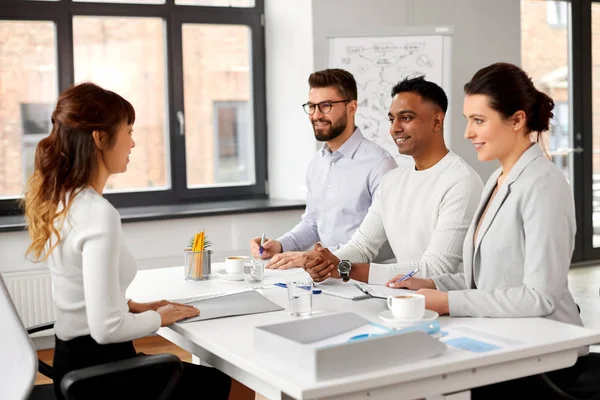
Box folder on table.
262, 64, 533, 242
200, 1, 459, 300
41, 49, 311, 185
178, 290, 284, 323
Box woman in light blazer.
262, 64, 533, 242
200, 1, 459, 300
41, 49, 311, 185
390, 62, 586, 398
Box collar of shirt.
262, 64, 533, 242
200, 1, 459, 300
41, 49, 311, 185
320, 127, 364, 160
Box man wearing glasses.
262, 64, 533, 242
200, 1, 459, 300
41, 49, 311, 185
250, 68, 397, 269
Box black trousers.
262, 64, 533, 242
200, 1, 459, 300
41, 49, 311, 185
470, 354, 587, 400
52, 335, 231, 400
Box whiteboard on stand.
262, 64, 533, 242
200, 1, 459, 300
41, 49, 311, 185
327, 28, 453, 165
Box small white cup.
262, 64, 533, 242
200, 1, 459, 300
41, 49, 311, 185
387, 294, 425, 320
225, 256, 248, 275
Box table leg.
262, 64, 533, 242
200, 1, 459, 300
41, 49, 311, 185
192, 354, 214, 367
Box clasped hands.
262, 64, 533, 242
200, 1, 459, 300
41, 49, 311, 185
301, 243, 340, 282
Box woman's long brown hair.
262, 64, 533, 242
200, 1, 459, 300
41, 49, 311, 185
21, 82, 135, 262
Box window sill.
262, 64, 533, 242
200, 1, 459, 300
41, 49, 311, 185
0, 198, 306, 233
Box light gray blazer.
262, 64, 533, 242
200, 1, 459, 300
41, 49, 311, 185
432, 144, 582, 327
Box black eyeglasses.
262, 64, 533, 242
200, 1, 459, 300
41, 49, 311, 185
302, 100, 350, 115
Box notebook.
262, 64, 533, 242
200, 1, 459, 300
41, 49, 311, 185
178, 290, 284, 323
317, 279, 371, 300
353, 282, 415, 299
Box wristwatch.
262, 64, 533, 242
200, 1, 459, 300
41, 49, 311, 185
337, 260, 352, 282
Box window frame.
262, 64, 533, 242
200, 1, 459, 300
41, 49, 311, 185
0, 0, 267, 215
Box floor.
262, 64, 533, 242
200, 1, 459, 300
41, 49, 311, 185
568, 263, 600, 351
33, 264, 600, 399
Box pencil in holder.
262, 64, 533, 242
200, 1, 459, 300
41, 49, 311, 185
184, 248, 211, 281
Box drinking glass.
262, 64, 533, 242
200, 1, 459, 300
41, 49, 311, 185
287, 280, 313, 316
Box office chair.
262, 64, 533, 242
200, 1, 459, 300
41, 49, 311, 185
0, 274, 184, 400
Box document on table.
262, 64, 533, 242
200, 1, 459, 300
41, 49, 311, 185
317, 279, 371, 300
353, 281, 415, 299
177, 290, 284, 323
440, 325, 523, 353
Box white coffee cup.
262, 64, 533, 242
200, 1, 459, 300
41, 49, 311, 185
386, 294, 425, 320
225, 256, 248, 275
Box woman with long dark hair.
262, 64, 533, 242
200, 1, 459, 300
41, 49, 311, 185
23, 82, 231, 400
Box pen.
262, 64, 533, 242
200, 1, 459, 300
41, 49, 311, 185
348, 333, 379, 341
274, 282, 321, 294
259, 233, 266, 256
394, 268, 420, 283
353, 282, 371, 296
348, 321, 441, 342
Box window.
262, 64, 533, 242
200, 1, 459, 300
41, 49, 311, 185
213, 101, 252, 184
0, 20, 58, 201
20, 103, 54, 185
548, 101, 570, 178
73, 16, 169, 192
547, 1, 568, 28
0, 0, 266, 214
522, 0, 571, 182
181, 24, 254, 188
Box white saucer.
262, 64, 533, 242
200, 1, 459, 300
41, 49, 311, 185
215, 270, 244, 281
378, 309, 439, 327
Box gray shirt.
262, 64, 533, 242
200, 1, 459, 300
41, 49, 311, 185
278, 128, 397, 256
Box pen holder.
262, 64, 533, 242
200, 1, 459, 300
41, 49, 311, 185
184, 248, 211, 281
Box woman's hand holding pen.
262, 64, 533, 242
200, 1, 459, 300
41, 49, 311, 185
386, 276, 436, 290
157, 303, 200, 326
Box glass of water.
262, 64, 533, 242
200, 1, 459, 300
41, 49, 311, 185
244, 259, 264, 289
287, 280, 313, 316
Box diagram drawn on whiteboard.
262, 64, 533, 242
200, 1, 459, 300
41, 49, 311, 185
329, 35, 447, 163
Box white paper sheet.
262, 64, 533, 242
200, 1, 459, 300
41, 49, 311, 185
317, 279, 371, 300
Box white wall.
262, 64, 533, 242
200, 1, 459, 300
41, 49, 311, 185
265, 0, 315, 200
0, 210, 303, 273
311, 0, 521, 182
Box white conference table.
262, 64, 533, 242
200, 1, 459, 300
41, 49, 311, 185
127, 263, 600, 400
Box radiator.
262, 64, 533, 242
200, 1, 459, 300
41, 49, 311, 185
3, 269, 54, 328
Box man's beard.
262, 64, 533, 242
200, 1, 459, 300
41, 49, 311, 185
312, 115, 347, 141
